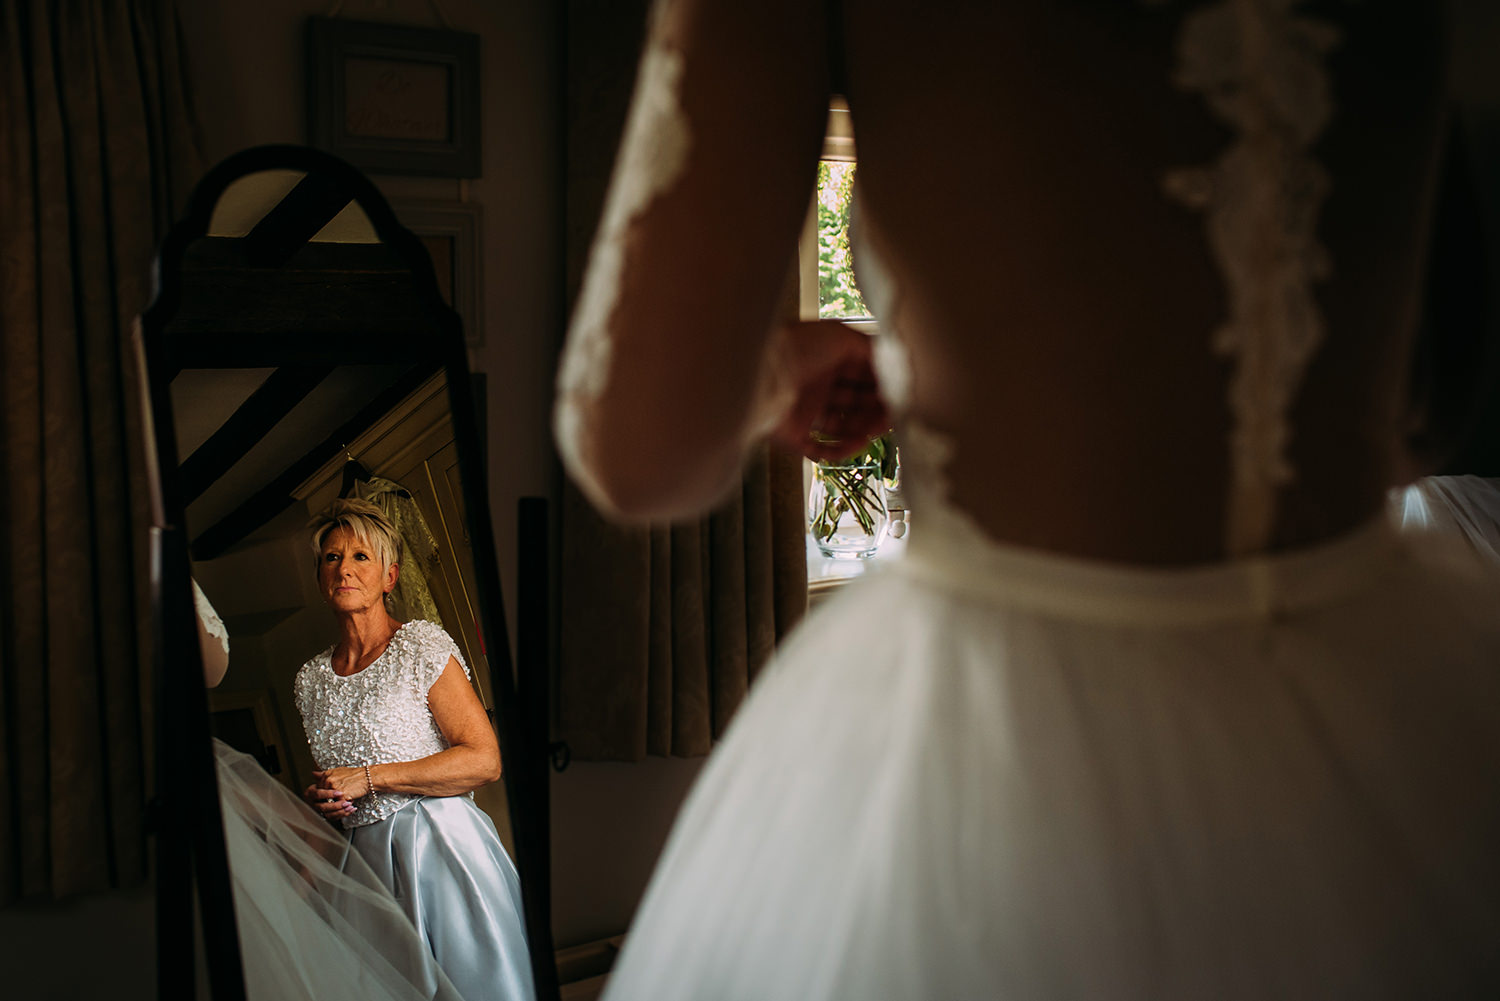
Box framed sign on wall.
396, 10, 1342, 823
307, 17, 481, 178
393, 199, 485, 347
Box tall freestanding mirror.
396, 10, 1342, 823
136, 145, 553, 1001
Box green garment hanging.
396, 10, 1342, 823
356, 476, 445, 627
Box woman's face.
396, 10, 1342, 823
318, 526, 398, 616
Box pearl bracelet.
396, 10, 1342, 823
363, 762, 374, 797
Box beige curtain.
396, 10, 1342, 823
0, 0, 200, 901
556, 450, 807, 761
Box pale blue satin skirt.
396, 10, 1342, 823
346, 796, 534, 1001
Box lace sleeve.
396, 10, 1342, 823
192, 578, 229, 655
552, 0, 830, 519
554, 39, 691, 503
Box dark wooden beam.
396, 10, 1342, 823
161, 238, 442, 377
188, 361, 442, 560
177, 366, 334, 504
243, 171, 354, 268
181, 237, 403, 272
167, 269, 431, 336
166, 330, 436, 370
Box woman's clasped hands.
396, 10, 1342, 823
303, 765, 373, 820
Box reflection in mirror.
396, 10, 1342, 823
140, 148, 550, 1001
183, 368, 513, 841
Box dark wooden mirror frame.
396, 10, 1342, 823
135, 144, 556, 1001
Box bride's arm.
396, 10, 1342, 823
555, 0, 832, 520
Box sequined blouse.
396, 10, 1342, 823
293, 619, 472, 828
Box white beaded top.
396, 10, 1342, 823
293, 619, 471, 828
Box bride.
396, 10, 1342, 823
556, 1, 1500, 998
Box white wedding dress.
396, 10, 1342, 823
603, 517, 1500, 998
582, 3, 1500, 999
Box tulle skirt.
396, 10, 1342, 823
602, 519, 1500, 999
215, 741, 462, 1001
348, 795, 533, 1001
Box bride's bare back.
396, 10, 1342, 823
557, 0, 1449, 564
843, 3, 1446, 563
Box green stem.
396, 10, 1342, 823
832, 470, 880, 534
813, 465, 884, 541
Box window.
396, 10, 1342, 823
799, 101, 904, 601
814, 159, 870, 322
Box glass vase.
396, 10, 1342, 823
808, 460, 890, 558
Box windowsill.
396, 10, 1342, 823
806, 528, 906, 604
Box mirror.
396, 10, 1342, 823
137, 146, 553, 1001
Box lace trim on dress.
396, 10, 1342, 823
192, 578, 229, 655
1162, 0, 1341, 555
555, 30, 693, 504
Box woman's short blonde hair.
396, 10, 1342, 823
308, 497, 402, 569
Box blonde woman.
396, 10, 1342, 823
193, 577, 463, 1001
294, 498, 531, 1001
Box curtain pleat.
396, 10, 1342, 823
0, 0, 199, 902
665, 520, 706, 755
645, 524, 673, 751
556, 447, 808, 762
707, 498, 748, 745
1, 1, 42, 901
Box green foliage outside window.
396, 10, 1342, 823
817, 161, 870, 319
